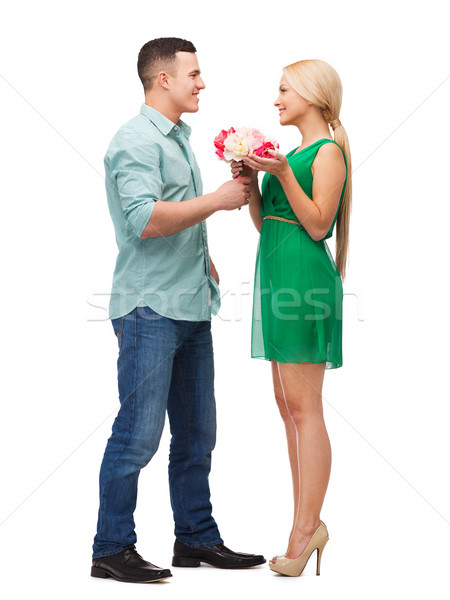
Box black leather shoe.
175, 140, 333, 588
172, 539, 266, 569
91, 546, 172, 583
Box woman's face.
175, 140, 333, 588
274, 75, 311, 126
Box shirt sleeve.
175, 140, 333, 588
107, 132, 163, 238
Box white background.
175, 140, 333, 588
1, 1, 449, 598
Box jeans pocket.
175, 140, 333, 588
111, 316, 124, 349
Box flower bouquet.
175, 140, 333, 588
214, 127, 279, 164
213, 127, 279, 209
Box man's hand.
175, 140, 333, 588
210, 257, 219, 285
215, 177, 252, 211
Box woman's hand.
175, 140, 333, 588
230, 160, 258, 183
230, 160, 243, 179
243, 149, 290, 179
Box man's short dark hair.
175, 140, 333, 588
137, 37, 197, 91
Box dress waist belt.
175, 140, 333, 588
263, 215, 301, 226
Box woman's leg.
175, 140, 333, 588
274, 361, 331, 561
271, 361, 300, 545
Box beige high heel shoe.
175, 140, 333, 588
269, 521, 329, 577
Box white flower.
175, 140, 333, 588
223, 132, 249, 161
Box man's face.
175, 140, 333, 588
166, 52, 205, 114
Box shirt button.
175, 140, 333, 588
174, 126, 178, 131
179, 142, 183, 147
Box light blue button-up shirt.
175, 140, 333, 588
105, 104, 220, 321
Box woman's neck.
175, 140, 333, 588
294, 112, 331, 147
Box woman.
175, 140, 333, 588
232, 59, 352, 577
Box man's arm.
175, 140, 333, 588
140, 178, 250, 238
109, 133, 251, 240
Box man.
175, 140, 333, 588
91, 37, 265, 584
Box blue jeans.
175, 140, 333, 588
92, 306, 223, 558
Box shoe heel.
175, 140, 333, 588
172, 556, 201, 568
91, 566, 111, 579
316, 538, 328, 576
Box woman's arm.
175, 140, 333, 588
231, 161, 263, 232
243, 144, 346, 241
247, 178, 263, 233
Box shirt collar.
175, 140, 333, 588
140, 104, 192, 139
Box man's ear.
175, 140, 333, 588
157, 71, 170, 90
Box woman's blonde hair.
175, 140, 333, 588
283, 59, 352, 281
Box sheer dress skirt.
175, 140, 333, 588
251, 220, 343, 369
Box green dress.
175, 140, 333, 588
251, 138, 347, 369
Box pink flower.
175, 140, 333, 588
253, 139, 279, 158
242, 128, 266, 153
214, 127, 235, 159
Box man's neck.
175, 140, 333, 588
144, 96, 181, 125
